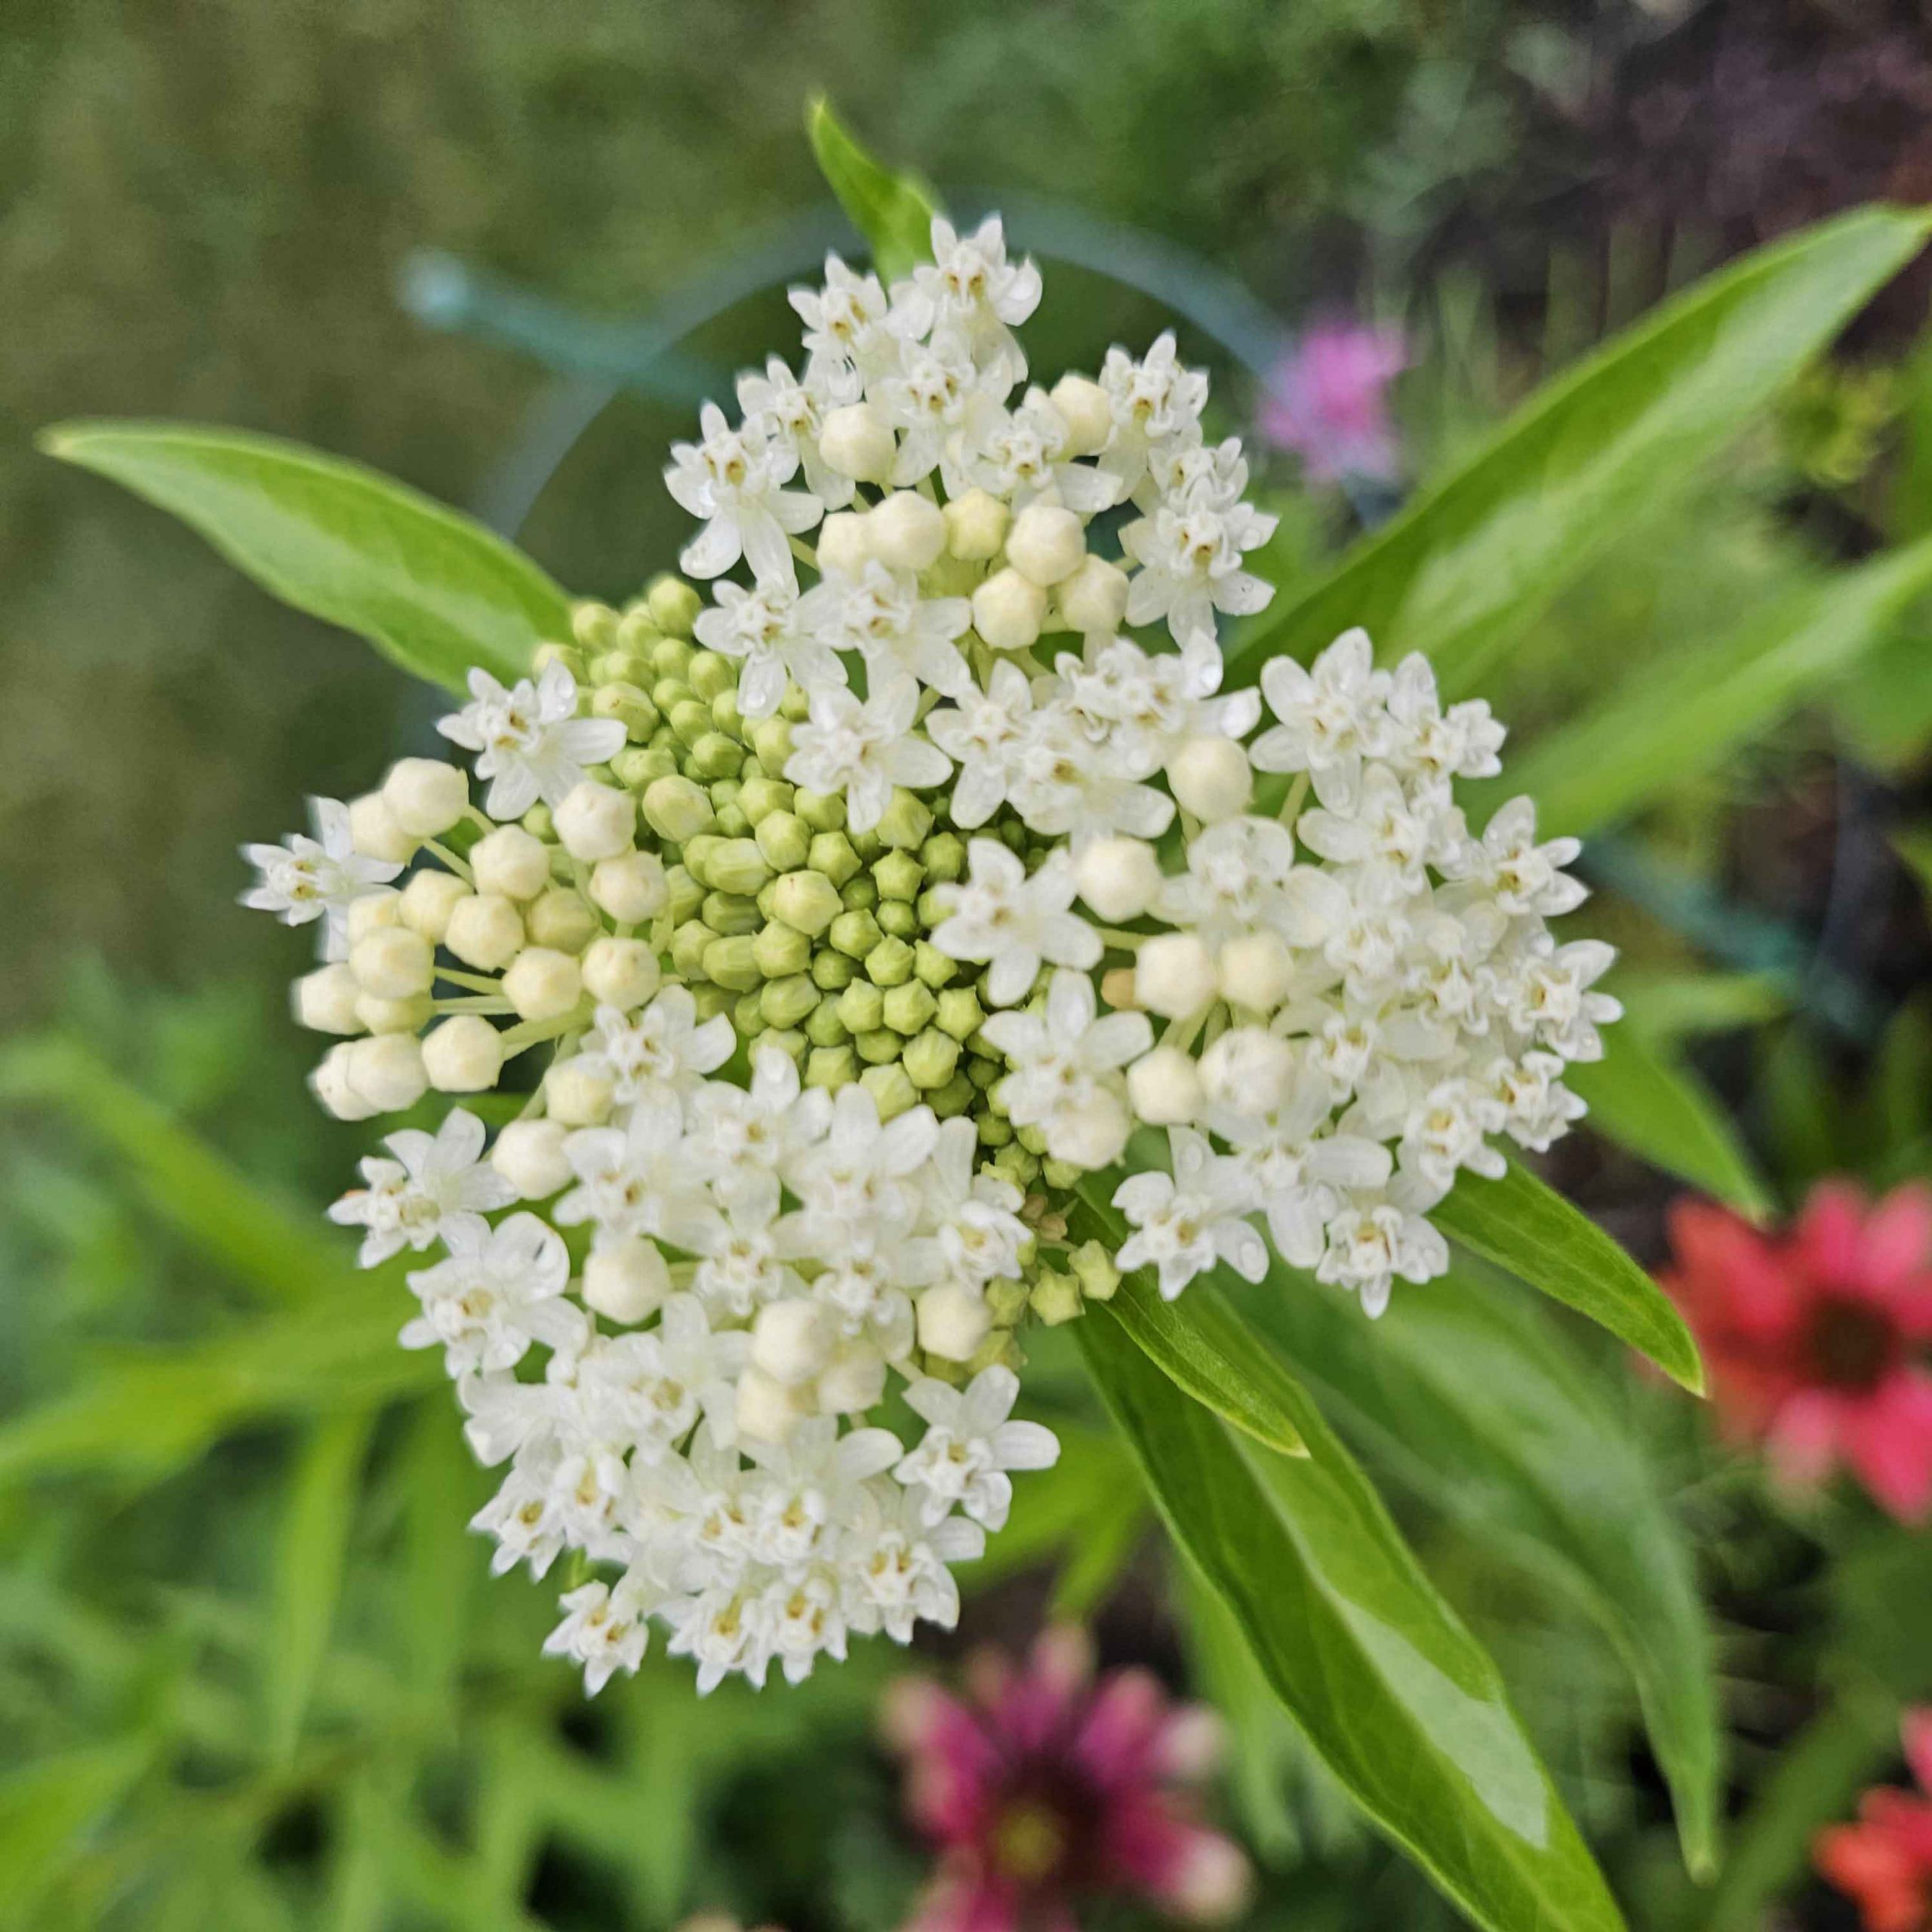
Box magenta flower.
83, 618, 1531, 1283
1257, 321, 1407, 485
882, 1627, 1251, 1932
1816, 1709, 1932, 1930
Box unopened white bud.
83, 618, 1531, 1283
312, 1043, 377, 1120
589, 849, 668, 924
293, 963, 365, 1035
543, 1058, 613, 1127
580, 936, 660, 1010
553, 781, 635, 863
422, 1014, 505, 1091
526, 888, 598, 954
1049, 374, 1113, 455
752, 1300, 832, 1386
503, 946, 583, 1023
1128, 1044, 1204, 1124
1072, 837, 1162, 921
971, 566, 1047, 651
471, 824, 552, 900
354, 989, 433, 1035
345, 1033, 427, 1114
1137, 932, 1218, 1018
1219, 932, 1294, 1013
445, 893, 525, 971
1056, 555, 1130, 635
345, 889, 401, 945
917, 1282, 993, 1363
347, 792, 417, 865
398, 868, 469, 943
943, 487, 1009, 561
1005, 503, 1085, 586
1198, 1026, 1297, 1118
582, 1239, 669, 1324
491, 1118, 573, 1199
350, 924, 434, 1000
736, 1364, 806, 1444
1047, 1088, 1133, 1169
818, 401, 896, 484
815, 1340, 888, 1414
1168, 737, 1252, 822
868, 491, 947, 571
381, 757, 468, 838
817, 509, 873, 576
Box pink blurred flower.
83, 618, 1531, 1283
1817, 1709, 1932, 1931
1660, 1183, 1932, 1521
882, 1627, 1251, 1932
1257, 321, 1407, 485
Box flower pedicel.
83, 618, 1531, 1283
243, 214, 1616, 1693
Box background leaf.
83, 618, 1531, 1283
804, 96, 940, 285
39, 420, 571, 692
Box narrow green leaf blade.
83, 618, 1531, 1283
0, 1739, 152, 1932
1435, 1160, 1703, 1391
1078, 1308, 1628, 1932
1244, 1263, 1722, 1876
1225, 205, 1932, 694
804, 96, 940, 285
39, 420, 571, 692
1493, 534, 1932, 837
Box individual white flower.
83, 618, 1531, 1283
797, 561, 973, 698
555, 1103, 716, 1252
401, 1211, 584, 1377
1248, 628, 1392, 809
789, 254, 897, 383
1383, 653, 1506, 794
930, 840, 1099, 1007
736, 352, 862, 507
1316, 1180, 1451, 1318
684, 1044, 820, 1223
783, 677, 951, 834
1097, 332, 1210, 494
1398, 1076, 1509, 1194
954, 386, 1117, 512
909, 1118, 1030, 1289
1048, 634, 1261, 780
436, 662, 627, 821
1220, 1095, 1394, 1269
1120, 497, 1277, 648
1138, 432, 1252, 515
471, 1466, 569, 1579
1478, 1048, 1589, 1152
328, 1106, 515, 1266
755, 1567, 849, 1686
841, 1482, 983, 1643
693, 580, 846, 720
689, 1196, 807, 1321
1112, 1127, 1266, 1300
782, 1083, 937, 1256
908, 214, 1042, 386
1444, 795, 1588, 918
1155, 815, 1347, 946
877, 328, 996, 484
242, 798, 401, 960
543, 1577, 654, 1695
1501, 937, 1621, 1061
924, 659, 1047, 829
980, 969, 1151, 1168
664, 401, 824, 589
577, 1296, 749, 1459
894, 1366, 1060, 1531
573, 989, 736, 1113
1296, 762, 1444, 899
808, 1250, 921, 1363
743, 1418, 904, 1570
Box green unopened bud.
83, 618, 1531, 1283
614, 744, 678, 791
805, 995, 849, 1048
917, 886, 954, 928
753, 921, 813, 978
829, 909, 882, 959
977, 1113, 1014, 1147
750, 718, 795, 772
688, 651, 734, 701
876, 900, 917, 940
703, 838, 772, 897
914, 941, 957, 990
755, 879, 780, 919
592, 647, 655, 688
738, 776, 793, 825
921, 832, 968, 883
805, 1044, 857, 1091
592, 681, 660, 740
860, 1063, 918, 1120
970, 1332, 1024, 1375
903, 1028, 959, 1090
703, 934, 761, 991
652, 675, 694, 716
615, 606, 660, 651
838, 980, 886, 1035
875, 789, 933, 851
1029, 1270, 1084, 1326
842, 874, 878, 912
866, 935, 915, 986
985, 1278, 1029, 1325
528, 888, 598, 953
710, 690, 744, 739
760, 973, 817, 1029
521, 801, 555, 841
755, 811, 810, 874
882, 980, 937, 1035
764, 1026, 807, 1062
965, 1051, 1001, 1089
874, 850, 924, 902
665, 865, 705, 923
571, 601, 621, 651
643, 775, 715, 844
795, 788, 846, 833
1041, 1158, 1081, 1191
702, 891, 761, 937
919, 1352, 968, 1386
1017, 1124, 1049, 1157
855, 1028, 900, 1066
991, 1143, 1039, 1189
734, 989, 767, 1037
808, 831, 861, 887
931, 1072, 976, 1117
851, 826, 884, 862
648, 574, 702, 638
812, 949, 855, 991
1070, 1240, 1121, 1303
669, 698, 712, 749
683, 834, 724, 884
773, 869, 843, 937
534, 639, 589, 683
670, 920, 716, 977
779, 684, 812, 722
689, 732, 743, 780
715, 800, 751, 838
936, 988, 985, 1041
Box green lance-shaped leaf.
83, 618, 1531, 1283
805, 96, 940, 285
1243, 1263, 1722, 1877
1078, 1306, 1629, 1932
0, 1738, 154, 1932
1488, 533, 1932, 838
1224, 204, 1932, 696
1435, 1158, 1705, 1392
1567, 1026, 1774, 1220
39, 420, 571, 693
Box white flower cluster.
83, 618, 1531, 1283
242, 212, 1612, 1694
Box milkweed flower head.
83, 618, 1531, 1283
241, 215, 1608, 1693
1817, 1708, 1932, 1931
1661, 1183, 1932, 1521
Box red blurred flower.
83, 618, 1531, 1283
1257, 320, 1406, 485
882, 1627, 1251, 1932
1660, 1183, 1932, 1521
1817, 1710, 1932, 1931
